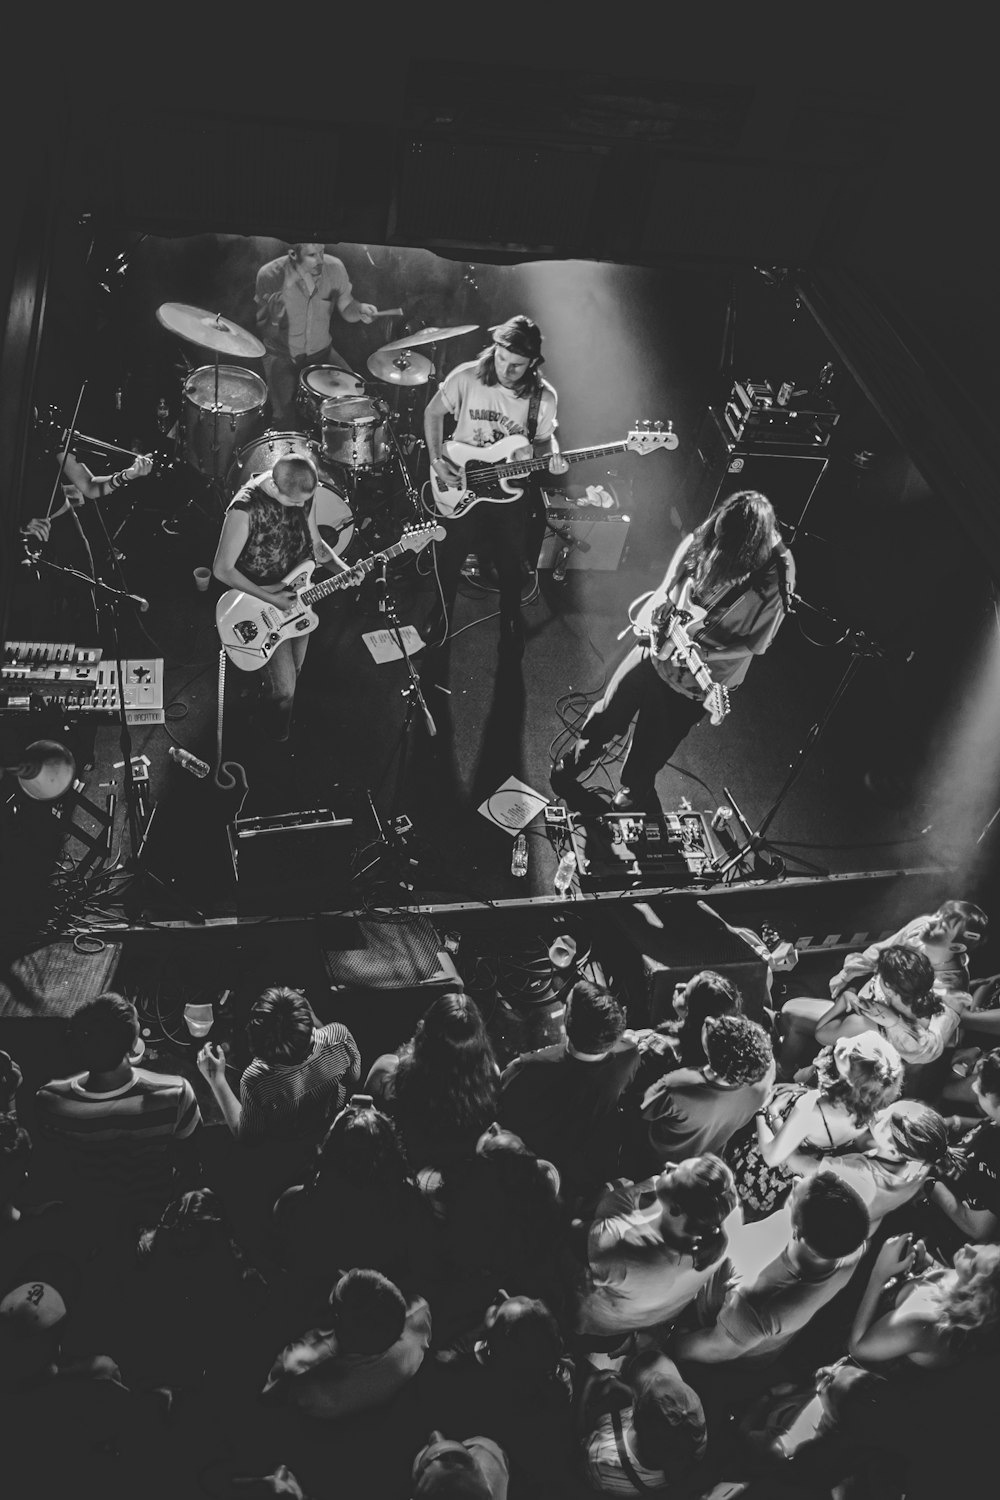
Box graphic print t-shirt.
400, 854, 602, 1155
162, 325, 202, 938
438, 361, 558, 449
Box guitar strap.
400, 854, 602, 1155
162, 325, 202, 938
610, 1408, 658, 1493
525, 382, 542, 444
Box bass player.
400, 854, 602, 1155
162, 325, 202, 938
550, 490, 794, 810
422, 315, 568, 658
212, 454, 361, 742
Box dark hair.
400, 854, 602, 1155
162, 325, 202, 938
704, 1014, 772, 1086
659, 1155, 737, 1270
246, 988, 315, 1066
876, 946, 940, 1017
330, 1268, 407, 1355
674, 970, 742, 1066
974, 1048, 1000, 1103
272, 454, 318, 495
687, 490, 781, 595
792, 1171, 869, 1260
144, 1187, 227, 1260
485, 1296, 563, 1383
67, 991, 139, 1073
472, 316, 544, 397
937, 899, 988, 941
394, 993, 498, 1138
288, 242, 323, 261
629, 1350, 707, 1476
312, 1103, 410, 1191
565, 980, 625, 1054
0, 1116, 32, 1205
814, 1042, 902, 1127
883, 1100, 951, 1166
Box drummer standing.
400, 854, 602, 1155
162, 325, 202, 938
254, 244, 378, 425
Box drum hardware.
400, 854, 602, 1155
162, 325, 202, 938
181, 365, 268, 481
158, 304, 268, 488
375, 324, 479, 352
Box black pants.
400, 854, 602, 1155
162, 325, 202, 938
562, 645, 706, 796
429, 494, 528, 630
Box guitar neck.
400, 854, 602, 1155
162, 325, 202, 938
300, 542, 401, 605
488, 440, 630, 481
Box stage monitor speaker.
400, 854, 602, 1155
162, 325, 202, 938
230, 804, 358, 918
690, 407, 828, 531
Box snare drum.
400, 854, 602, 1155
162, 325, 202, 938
183, 365, 267, 480
297, 365, 366, 433
229, 432, 354, 557
319, 396, 388, 472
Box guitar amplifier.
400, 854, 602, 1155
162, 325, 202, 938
229, 802, 358, 917
568, 808, 722, 891
537, 491, 630, 572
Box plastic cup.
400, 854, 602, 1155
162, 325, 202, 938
193, 567, 212, 592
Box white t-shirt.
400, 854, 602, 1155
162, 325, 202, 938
438, 360, 557, 449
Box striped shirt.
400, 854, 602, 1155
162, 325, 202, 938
585, 1408, 670, 1494
238, 1023, 361, 1144
34, 1067, 201, 1215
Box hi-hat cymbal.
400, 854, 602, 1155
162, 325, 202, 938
157, 302, 266, 359
367, 349, 433, 386
376, 324, 479, 353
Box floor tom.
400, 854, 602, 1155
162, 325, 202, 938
183, 365, 267, 479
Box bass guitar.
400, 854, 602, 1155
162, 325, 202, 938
428, 422, 676, 519
628, 577, 730, 725
216, 524, 444, 670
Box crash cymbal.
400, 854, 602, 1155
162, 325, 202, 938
376, 324, 480, 353
367, 349, 433, 386
156, 303, 266, 359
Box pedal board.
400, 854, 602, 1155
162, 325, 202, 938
568, 808, 722, 891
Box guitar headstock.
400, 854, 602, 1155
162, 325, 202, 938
627, 420, 679, 455
706, 683, 730, 726
402, 524, 446, 552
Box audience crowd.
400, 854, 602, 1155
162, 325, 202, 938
2, 896, 1000, 1498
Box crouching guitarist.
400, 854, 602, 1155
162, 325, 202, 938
422, 315, 568, 659
550, 491, 795, 811
213, 454, 360, 742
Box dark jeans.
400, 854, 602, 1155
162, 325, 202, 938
563, 645, 705, 795
263, 343, 354, 427
429, 494, 528, 631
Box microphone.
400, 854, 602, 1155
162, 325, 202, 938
127, 593, 150, 613
422, 701, 437, 739
553, 546, 571, 584
375, 558, 388, 615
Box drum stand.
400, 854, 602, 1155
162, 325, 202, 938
372, 396, 422, 522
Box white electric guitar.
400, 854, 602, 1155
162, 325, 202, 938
216, 524, 444, 670
628, 576, 730, 725
428, 422, 677, 519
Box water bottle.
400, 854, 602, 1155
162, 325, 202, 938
511, 832, 528, 877
183, 1002, 214, 1038
168, 745, 210, 779
554, 850, 577, 896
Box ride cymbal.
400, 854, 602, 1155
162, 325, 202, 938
376, 324, 479, 353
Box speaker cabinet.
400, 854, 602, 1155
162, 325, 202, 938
537, 508, 630, 571
690, 407, 829, 531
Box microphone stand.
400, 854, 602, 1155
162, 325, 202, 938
711, 592, 908, 882
370, 395, 422, 522
28, 554, 149, 615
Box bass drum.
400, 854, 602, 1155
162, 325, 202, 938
228, 432, 354, 558
183, 365, 267, 480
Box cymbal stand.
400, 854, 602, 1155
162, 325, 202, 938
711, 591, 898, 882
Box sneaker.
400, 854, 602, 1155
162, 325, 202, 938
612, 787, 655, 812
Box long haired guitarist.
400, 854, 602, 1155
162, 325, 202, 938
551, 491, 795, 811
423, 315, 569, 658
212, 454, 361, 742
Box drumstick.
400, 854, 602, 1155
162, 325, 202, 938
370, 308, 404, 318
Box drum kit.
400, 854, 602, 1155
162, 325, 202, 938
156, 301, 479, 527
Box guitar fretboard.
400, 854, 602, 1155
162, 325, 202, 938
475, 442, 630, 483
300, 532, 433, 606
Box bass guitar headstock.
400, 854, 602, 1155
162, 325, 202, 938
626, 420, 679, 455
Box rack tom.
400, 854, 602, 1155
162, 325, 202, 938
319, 396, 387, 472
